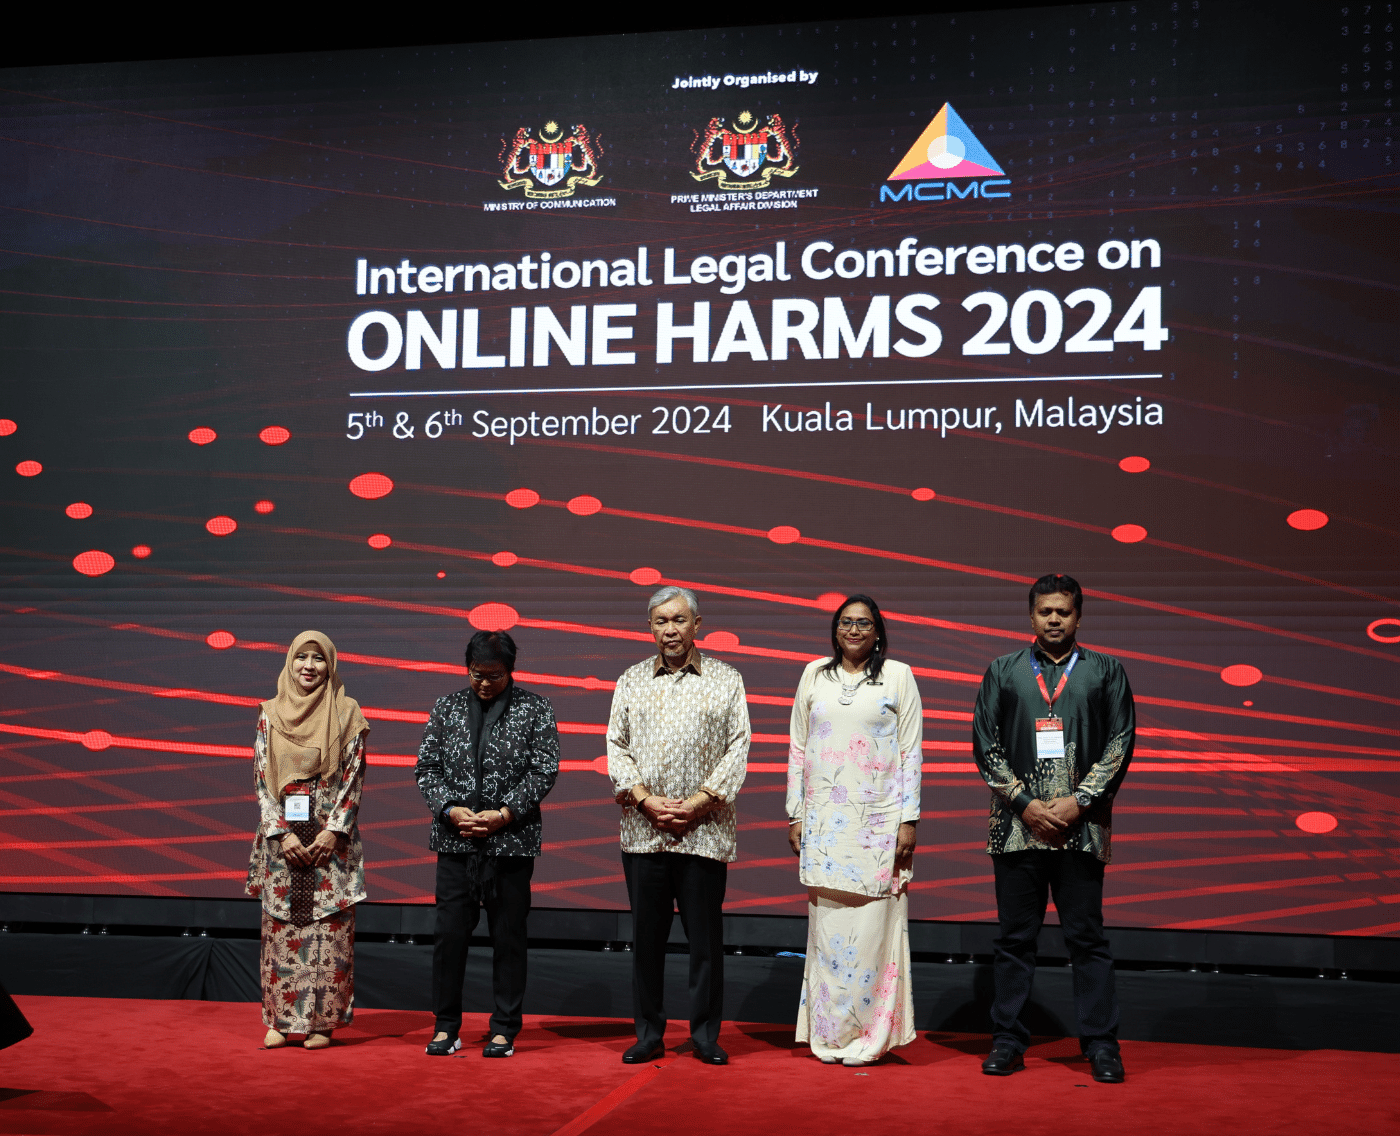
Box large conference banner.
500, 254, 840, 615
2, 1, 1396, 936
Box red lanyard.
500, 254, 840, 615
1029, 648, 1079, 717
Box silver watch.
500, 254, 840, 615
1073, 790, 1092, 809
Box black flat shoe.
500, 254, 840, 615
483, 1038, 515, 1059
622, 1041, 664, 1064
425, 1033, 462, 1056
693, 1042, 728, 1065
981, 1045, 1025, 1076
1089, 1049, 1125, 1083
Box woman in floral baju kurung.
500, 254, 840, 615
245, 631, 369, 1050
787, 595, 923, 1065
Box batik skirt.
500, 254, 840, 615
260, 908, 355, 1034
795, 886, 915, 1062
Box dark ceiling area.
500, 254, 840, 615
1, 1, 1072, 71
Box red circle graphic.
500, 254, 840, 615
1111, 524, 1147, 543
817, 592, 847, 612
259, 426, 291, 446
1220, 664, 1263, 687
1295, 812, 1337, 834
630, 567, 662, 587
911, 487, 936, 501
1367, 618, 1400, 644
567, 495, 602, 516
349, 473, 394, 499
1287, 509, 1328, 531
131, 545, 152, 559
492, 551, 519, 567
15, 461, 41, 477
367, 534, 391, 549
188, 427, 216, 446
505, 488, 540, 509
81, 730, 114, 751
768, 525, 801, 544
206, 516, 237, 536
0, 419, 17, 436
468, 602, 519, 632
206, 630, 235, 650
254, 500, 275, 514
1118, 455, 1151, 473
72, 550, 115, 577
66, 502, 93, 519
704, 631, 740, 650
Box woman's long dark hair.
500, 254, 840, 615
820, 594, 888, 682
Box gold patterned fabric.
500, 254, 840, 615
606, 651, 751, 863
260, 908, 354, 1033
246, 714, 366, 922
972, 645, 1135, 863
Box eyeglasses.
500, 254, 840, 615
837, 618, 874, 631
469, 669, 509, 684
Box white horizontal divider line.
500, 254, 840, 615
349, 373, 1164, 399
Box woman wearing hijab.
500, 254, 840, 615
246, 631, 370, 1050
787, 595, 923, 1066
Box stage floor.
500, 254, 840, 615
2, 997, 1397, 1136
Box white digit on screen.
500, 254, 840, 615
425, 411, 443, 438
1113, 286, 1169, 351
346, 413, 364, 440
1009, 290, 1063, 355
1064, 289, 1115, 352
961, 292, 1010, 355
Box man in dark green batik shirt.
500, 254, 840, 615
972, 574, 1135, 1084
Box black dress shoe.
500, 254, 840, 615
483, 1037, 515, 1059
981, 1045, 1025, 1076
693, 1043, 728, 1065
425, 1033, 461, 1056
1089, 1049, 1125, 1083
622, 1041, 664, 1064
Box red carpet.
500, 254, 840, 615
1, 997, 1396, 1135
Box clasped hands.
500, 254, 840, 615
278, 829, 343, 869
638, 793, 708, 836
447, 805, 513, 839
1020, 796, 1085, 843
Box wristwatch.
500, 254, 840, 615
1073, 790, 1093, 810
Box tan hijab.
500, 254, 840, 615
261, 631, 370, 797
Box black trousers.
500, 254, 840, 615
432, 853, 534, 1040
991, 850, 1120, 1056
622, 850, 727, 1049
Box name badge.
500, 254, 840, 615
1034, 717, 1066, 761
284, 795, 310, 822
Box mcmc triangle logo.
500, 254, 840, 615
880, 103, 1010, 203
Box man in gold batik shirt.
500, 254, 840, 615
607, 585, 750, 1067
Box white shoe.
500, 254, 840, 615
842, 1056, 873, 1067
818, 1054, 840, 1064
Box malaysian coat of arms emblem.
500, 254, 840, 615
692, 110, 798, 191
499, 121, 604, 199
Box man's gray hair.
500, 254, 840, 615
647, 585, 700, 618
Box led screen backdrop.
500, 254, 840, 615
1, 0, 1397, 936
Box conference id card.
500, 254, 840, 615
284, 794, 310, 822
1034, 717, 1066, 761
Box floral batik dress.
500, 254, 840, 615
245, 714, 366, 1033
787, 658, 923, 1061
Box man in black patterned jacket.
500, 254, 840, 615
416, 629, 560, 1059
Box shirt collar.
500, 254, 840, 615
653, 646, 703, 677
1032, 641, 1078, 666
